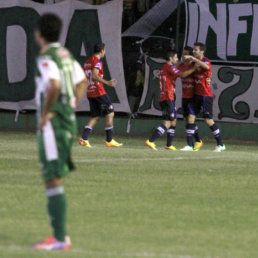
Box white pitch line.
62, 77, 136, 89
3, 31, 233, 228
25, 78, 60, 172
0, 155, 226, 162
2, 152, 258, 163
74, 156, 226, 163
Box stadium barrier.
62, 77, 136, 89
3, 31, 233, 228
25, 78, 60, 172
1, 111, 258, 141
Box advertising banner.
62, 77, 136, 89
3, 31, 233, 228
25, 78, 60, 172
0, 0, 130, 113
138, 57, 258, 123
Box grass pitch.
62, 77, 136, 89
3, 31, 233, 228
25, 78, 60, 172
0, 131, 258, 258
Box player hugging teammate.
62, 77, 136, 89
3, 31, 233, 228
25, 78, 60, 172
178, 46, 203, 151
181, 42, 226, 152
146, 43, 226, 152
145, 50, 196, 151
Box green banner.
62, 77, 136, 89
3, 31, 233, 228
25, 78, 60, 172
184, 0, 258, 63
138, 57, 258, 123
0, 0, 130, 113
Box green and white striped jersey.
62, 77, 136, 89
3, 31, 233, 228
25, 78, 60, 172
35, 43, 85, 130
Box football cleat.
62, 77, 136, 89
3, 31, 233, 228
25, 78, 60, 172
105, 139, 123, 147
79, 138, 92, 148
145, 140, 157, 151
213, 144, 226, 152
33, 235, 71, 251
165, 145, 177, 151
180, 145, 194, 151
193, 140, 203, 151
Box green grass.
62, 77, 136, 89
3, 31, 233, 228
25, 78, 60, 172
1, 131, 258, 257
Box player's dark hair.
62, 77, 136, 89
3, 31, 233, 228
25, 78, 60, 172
36, 13, 62, 43
94, 43, 105, 54
184, 46, 193, 55
194, 42, 206, 52
164, 50, 177, 61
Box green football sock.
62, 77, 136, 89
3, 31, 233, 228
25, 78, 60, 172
46, 186, 66, 242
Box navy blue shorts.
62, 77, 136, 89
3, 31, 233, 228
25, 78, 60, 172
188, 94, 213, 119
159, 100, 177, 121
181, 98, 194, 118
88, 94, 114, 117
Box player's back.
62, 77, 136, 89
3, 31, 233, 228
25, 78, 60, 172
159, 63, 180, 102
84, 55, 105, 98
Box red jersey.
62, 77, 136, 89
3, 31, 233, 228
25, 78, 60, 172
178, 62, 195, 99
194, 57, 213, 97
84, 55, 106, 98
159, 63, 181, 102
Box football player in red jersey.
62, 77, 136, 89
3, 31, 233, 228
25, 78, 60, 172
183, 42, 225, 152
178, 46, 203, 151
145, 50, 196, 151
79, 43, 122, 147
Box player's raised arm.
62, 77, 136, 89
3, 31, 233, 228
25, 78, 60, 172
179, 65, 196, 78
92, 67, 117, 87
184, 55, 209, 71
195, 58, 210, 70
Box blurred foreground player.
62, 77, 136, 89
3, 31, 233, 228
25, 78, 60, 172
34, 14, 87, 250
183, 42, 225, 152
79, 43, 122, 147
145, 51, 196, 151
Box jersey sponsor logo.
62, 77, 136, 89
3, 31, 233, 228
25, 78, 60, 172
88, 85, 97, 89
182, 78, 194, 83
182, 84, 194, 88
42, 62, 49, 67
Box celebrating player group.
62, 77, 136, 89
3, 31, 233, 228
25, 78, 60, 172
77, 39, 225, 153
146, 42, 226, 152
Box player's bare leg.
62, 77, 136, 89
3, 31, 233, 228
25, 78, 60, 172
87, 117, 100, 128
105, 111, 114, 128
105, 112, 122, 147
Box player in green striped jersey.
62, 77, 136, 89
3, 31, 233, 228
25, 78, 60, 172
33, 14, 87, 251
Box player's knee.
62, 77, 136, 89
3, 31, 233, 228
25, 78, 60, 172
107, 111, 114, 118
188, 114, 195, 123
205, 118, 214, 126
91, 116, 100, 122
163, 121, 170, 129
45, 177, 62, 188
171, 119, 177, 127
